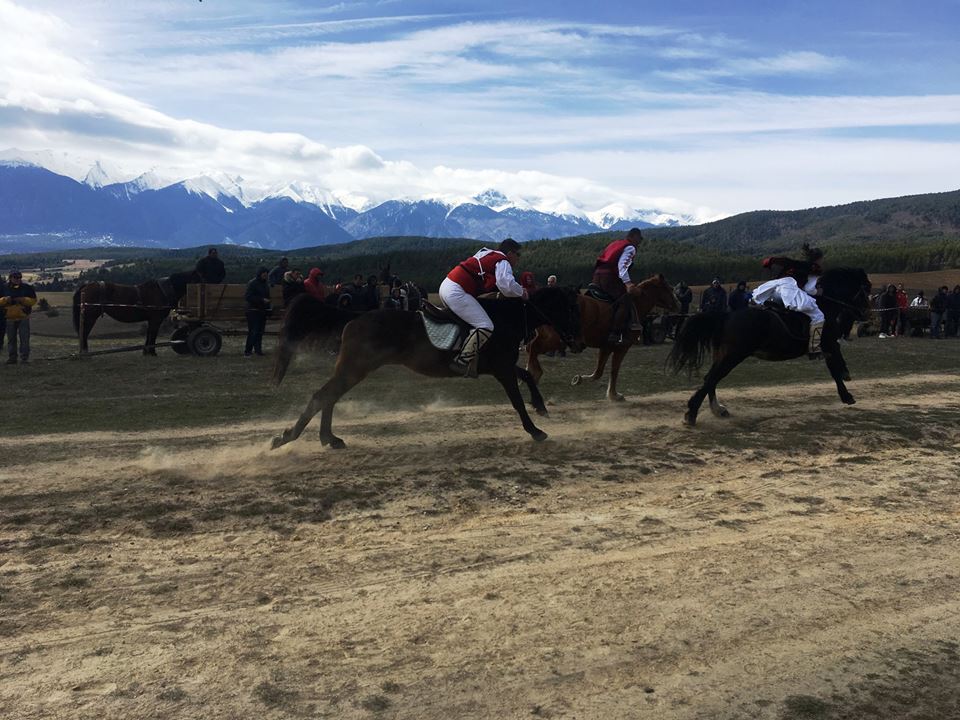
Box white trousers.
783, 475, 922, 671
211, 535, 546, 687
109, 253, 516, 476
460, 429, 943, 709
752, 277, 824, 324
439, 278, 494, 331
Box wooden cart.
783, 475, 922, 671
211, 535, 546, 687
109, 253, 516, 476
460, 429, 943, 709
170, 283, 285, 356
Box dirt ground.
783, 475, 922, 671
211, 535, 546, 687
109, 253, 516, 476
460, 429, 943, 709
2, 373, 960, 719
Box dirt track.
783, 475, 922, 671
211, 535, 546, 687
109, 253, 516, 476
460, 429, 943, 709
2, 374, 960, 719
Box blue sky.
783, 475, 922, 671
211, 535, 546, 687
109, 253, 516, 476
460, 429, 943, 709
1, 0, 958, 221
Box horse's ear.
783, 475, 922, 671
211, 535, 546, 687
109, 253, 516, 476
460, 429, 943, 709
658, 273, 665, 281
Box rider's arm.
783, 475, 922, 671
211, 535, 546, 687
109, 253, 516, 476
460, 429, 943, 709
494, 260, 525, 297
618, 245, 636, 285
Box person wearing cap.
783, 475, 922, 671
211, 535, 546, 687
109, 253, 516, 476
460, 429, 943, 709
268, 257, 289, 287
195, 247, 226, 283
1, 271, 37, 364
700, 277, 728, 313
243, 267, 272, 356
440, 238, 527, 378
592, 227, 643, 344
304, 267, 327, 301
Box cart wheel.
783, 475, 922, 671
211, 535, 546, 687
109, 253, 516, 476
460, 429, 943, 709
188, 327, 223, 357
170, 326, 191, 355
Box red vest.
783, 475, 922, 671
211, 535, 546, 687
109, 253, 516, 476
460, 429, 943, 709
447, 250, 508, 296
595, 238, 632, 270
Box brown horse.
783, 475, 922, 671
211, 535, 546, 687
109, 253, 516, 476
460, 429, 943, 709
526, 274, 679, 401
72, 270, 201, 355
271, 286, 584, 450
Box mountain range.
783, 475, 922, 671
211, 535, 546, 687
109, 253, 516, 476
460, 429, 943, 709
0, 151, 692, 253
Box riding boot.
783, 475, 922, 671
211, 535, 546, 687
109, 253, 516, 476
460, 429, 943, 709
450, 328, 492, 378
808, 320, 824, 359
606, 297, 631, 345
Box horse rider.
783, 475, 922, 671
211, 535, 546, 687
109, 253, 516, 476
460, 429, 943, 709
195, 247, 226, 284
592, 227, 643, 344
751, 244, 825, 357
440, 238, 527, 377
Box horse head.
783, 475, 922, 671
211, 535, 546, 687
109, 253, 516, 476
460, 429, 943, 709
819, 268, 872, 321
633, 274, 680, 313
529, 286, 586, 353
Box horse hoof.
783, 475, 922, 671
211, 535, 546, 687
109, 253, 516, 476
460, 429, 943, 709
535, 406, 549, 417
842, 371, 852, 381
683, 413, 697, 427
842, 396, 856, 406
270, 435, 286, 450
531, 430, 548, 442
609, 393, 625, 403
571, 375, 582, 386
322, 436, 347, 450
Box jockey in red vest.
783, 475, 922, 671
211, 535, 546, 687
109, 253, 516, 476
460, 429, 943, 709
591, 227, 642, 344
440, 238, 527, 377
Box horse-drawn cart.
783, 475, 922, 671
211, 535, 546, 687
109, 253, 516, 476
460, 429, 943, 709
171, 283, 285, 356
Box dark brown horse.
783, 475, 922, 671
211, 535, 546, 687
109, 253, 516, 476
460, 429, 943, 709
668, 267, 871, 425
526, 274, 679, 401
271, 286, 585, 449
72, 271, 201, 355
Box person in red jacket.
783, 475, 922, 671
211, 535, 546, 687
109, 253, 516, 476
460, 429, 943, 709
440, 238, 526, 377
592, 227, 642, 344
303, 267, 326, 301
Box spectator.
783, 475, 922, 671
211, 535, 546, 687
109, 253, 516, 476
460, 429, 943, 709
895, 283, 909, 336
1, 271, 37, 364
946, 285, 960, 338
700, 277, 727, 312
910, 290, 929, 307
519, 271, 539, 293
195, 247, 226, 283
728, 280, 752, 312
281, 269, 305, 307
361, 275, 381, 311
0, 273, 6, 353
267, 257, 289, 287
304, 268, 326, 301
348, 273, 365, 297
547, 274, 558, 288
930, 286, 948, 339
675, 281, 692, 315
877, 284, 898, 337
243, 267, 271, 356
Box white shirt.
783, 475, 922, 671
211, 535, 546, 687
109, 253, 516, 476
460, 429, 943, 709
618, 244, 636, 284
474, 248, 524, 297
910, 296, 929, 307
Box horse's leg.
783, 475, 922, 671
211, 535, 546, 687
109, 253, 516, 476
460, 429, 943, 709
571, 347, 610, 386
824, 347, 855, 405
81, 306, 101, 352
144, 316, 160, 356
684, 352, 746, 426
272, 363, 369, 450
495, 371, 547, 441
516, 366, 548, 416
526, 337, 545, 384
708, 388, 730, 418
606, 347, 629, 402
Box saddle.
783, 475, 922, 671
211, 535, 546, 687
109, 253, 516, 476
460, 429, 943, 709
585, 283, 615, 303
419, 302, 470, 352
752, 299, 811, 333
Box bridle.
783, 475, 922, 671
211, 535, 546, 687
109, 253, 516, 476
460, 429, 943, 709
525, 291, 579, 349
819, 283, 871, 317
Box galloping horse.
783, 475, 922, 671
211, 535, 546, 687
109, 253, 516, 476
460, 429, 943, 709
668, 267, 871, 425
526, 275, 680, 401
72, 270, 201, 355
271, 286, 584, 449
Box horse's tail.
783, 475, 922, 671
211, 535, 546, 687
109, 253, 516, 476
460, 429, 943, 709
667, 312, 727, 375
72, 286, 85, 335
273, 294, 352, 385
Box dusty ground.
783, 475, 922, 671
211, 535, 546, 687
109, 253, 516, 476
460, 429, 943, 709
2, 368, 960, 719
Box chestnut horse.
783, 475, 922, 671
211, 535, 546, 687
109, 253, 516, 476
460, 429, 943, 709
526, 274, 679, 401
72, 270, 201, 355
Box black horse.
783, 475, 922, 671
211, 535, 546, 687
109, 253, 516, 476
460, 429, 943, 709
668, 267, 871, 425
73, 270, 201, 355
271, 286, 585, 449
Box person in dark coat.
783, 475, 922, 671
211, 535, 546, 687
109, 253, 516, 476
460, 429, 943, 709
195, 247, 226, 283
675, 281, 692, 314
946, 285, 960, 338
929, 286, 948, 339
281, 270, 305, 307
877, 284, 898, 337
268, 257, 289, 287
700, 278, 727, 312
727, 281, 752, 312
244, 267, 271, 356
361, 275, 381, 311
0, 274, 6, 353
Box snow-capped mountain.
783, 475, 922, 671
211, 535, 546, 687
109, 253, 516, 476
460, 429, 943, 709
0, 151, 694, 253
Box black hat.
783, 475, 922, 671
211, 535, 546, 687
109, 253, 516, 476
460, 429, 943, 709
9, 270, 22, 278
498, 238, 521, 254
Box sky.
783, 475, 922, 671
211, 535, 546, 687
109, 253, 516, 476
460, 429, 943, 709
1, 0, 959, 221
